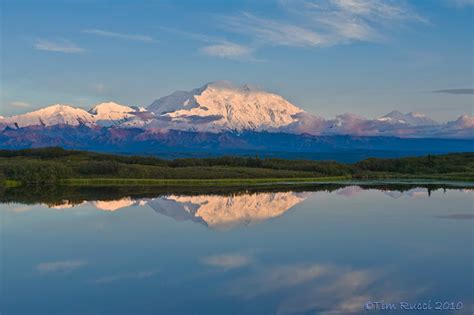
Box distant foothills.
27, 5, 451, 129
0, 81, 473, 160
0, 148, 473, 186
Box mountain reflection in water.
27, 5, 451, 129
1, 184, 473, 315
4, 185, 472, 230
148, 192, 310, 229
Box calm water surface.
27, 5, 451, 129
1, 185, 473, 314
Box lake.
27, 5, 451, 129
1, 184, 473, 314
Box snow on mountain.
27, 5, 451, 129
118, 111, 156, 128
0, 81, 471, 139
376, 110, 438, 126
323, 113, 371, 135
144, 83, 453, 136
0, 102, 146, 129
147, 192, 309, 230
448, 115, 474, 129
146, 81, 305, 132
88, 102, 136, 121
88, 101, 140, 127
436, 115, 474, 138
0, 104, 96, 128
317, 112, 472, 138
93, 197, 138, 211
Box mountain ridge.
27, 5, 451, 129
1, 125, 472, 162
1, 81, 473, 140
146, 81, 305, 132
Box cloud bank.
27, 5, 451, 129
34, 39, 85, 53
201, 254, 254, 269
220, 0, 424, 49
35, 260, 86, 273
83, 29, 155, 42
200, 42, 254, 59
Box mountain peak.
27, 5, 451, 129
89, 102, 136, 122
89, 101, 132, 113
450, 115, 474, 128
149, 192, 309, 230
1, 104, 95, 128
377, 110, 438, 126
45, 104, 75, 110
147, 81, 304, 132
205, 80, 234, 89
0, 81, 470, 138
204, 80, 261, 93
385, 110, 404, 117
89, 102, 137, 126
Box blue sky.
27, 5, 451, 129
1, 0, 473, 121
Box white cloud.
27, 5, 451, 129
329, 0, 408, 18
201, 254, 253, 269
228, 261, 425, 315
170, 0, 424, 59
10, 101, 31, 108
224, 12, 325, 47
34, 39, 85, 53
83, 29, 155, 42
161, 27, 257, 61
221, 1, 424, 48
292, 0, 425, 41
229, 263, 335, 297
90, 270, 157, 284
158, 27, 222, 43
35, 260, 86, 273
200, 42, 254, 59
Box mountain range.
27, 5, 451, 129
40, 187, 445, 230
1, 81, 472, 160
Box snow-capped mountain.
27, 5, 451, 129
0, 81, 472, 140
88, 102, 144, 127
0, 104, 96, 128
146, 81, 304, 132
0, 102, 144, 129
448, 115, 474, 129
376, 110, 438, 126
317, 111, 444, 137
142, 82, 469, 137
88, 102, 136, 121
42, 192, 309, 229
436, 115, 474, 138
147, 192, 309, 230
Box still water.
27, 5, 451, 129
1, 185, 473, 314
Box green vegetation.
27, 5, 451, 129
60, 176, 350, 186
0, 147, 473, 186
3, 182, 469, 207
4, 180, 21, 187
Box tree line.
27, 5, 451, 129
0, 147, 472, 184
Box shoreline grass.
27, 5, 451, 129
5, 174, 472, 188
57, 175, 474, 187
3, 180, 22, 187
59, 176, 351, 187
359, 172, 474, 182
